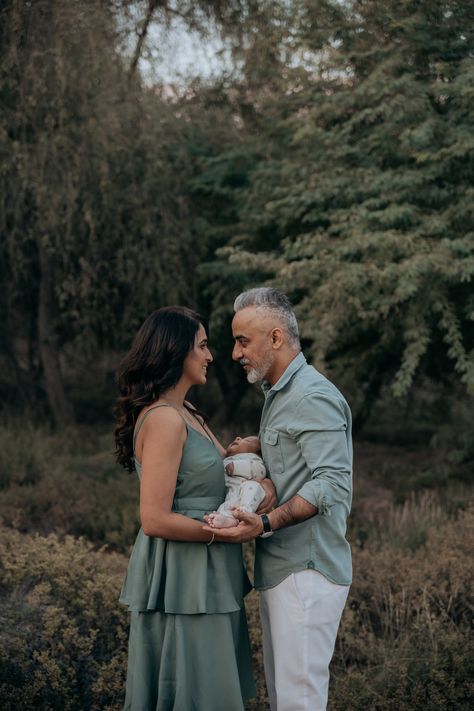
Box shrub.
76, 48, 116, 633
329, 505, 474, 710
0, 418, 100, 487
1, 421, 472, 710
0, 421, 139, 551
245, 505, 474, 710
0, 528, 128, 711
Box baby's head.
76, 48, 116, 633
226, 435, 261, 457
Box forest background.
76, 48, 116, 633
0, 0, 473, 709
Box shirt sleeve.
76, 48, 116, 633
287, 392, 352, 516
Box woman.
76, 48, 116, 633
115, 306, 259, 711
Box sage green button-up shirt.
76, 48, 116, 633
255, 352, 352, 590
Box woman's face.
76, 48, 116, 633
182, 324, 213, 386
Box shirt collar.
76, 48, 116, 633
261, 352, 306, 395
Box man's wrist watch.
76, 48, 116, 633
259, 513, 273, 538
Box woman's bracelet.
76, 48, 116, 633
207, 533, 215, 546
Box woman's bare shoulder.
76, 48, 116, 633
137, 404, 186, 437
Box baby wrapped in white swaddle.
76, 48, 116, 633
206, 435, 266, 528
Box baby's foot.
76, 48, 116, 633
204, 512, 238, 528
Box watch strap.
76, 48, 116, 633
260, 513, 272, 534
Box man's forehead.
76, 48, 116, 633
232, 306, 269, 335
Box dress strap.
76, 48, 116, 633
183, 405, 214, 443
133, 404, 173, 451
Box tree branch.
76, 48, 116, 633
128, 0, 167, 80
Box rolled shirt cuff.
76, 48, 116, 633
297, 483, 332, 516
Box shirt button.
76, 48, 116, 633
307, 560, 315, 569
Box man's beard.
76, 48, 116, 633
243, 351, 275, 384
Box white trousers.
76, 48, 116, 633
260, 569, 349, 711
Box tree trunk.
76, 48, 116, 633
27, 309, 43, 407
37, 240, 74, 426
128, 0, 165, 80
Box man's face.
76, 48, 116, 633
231, 307, 275, 384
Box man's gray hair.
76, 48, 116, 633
233, 287, 300, 348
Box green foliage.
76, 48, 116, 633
0, 528, 128, 710
1, 0, 472, 433
211, 0, 474, 426
0, 419, 139, 551
0, 0, 218, 419
360, 382, 474, 489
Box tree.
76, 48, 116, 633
0, 0, 210, 422
214, 0, 474, 427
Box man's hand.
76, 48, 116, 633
256, 478, 277, 514
202, 509, 263, 543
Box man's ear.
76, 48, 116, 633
271, 328, 284, 349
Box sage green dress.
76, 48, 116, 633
120, 405, 255, 711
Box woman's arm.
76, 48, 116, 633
138, 407, 215, 542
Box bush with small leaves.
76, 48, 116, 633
0, 529, 128, 711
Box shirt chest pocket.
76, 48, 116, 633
262, 428, 284, 476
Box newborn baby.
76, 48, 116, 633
205, 435, 266, 528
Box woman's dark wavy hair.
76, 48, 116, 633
114, 306, 208, 472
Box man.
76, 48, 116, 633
205, 287, 352, 711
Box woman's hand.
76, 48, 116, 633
256, 478, 277, 514
203, 509, 264, 543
